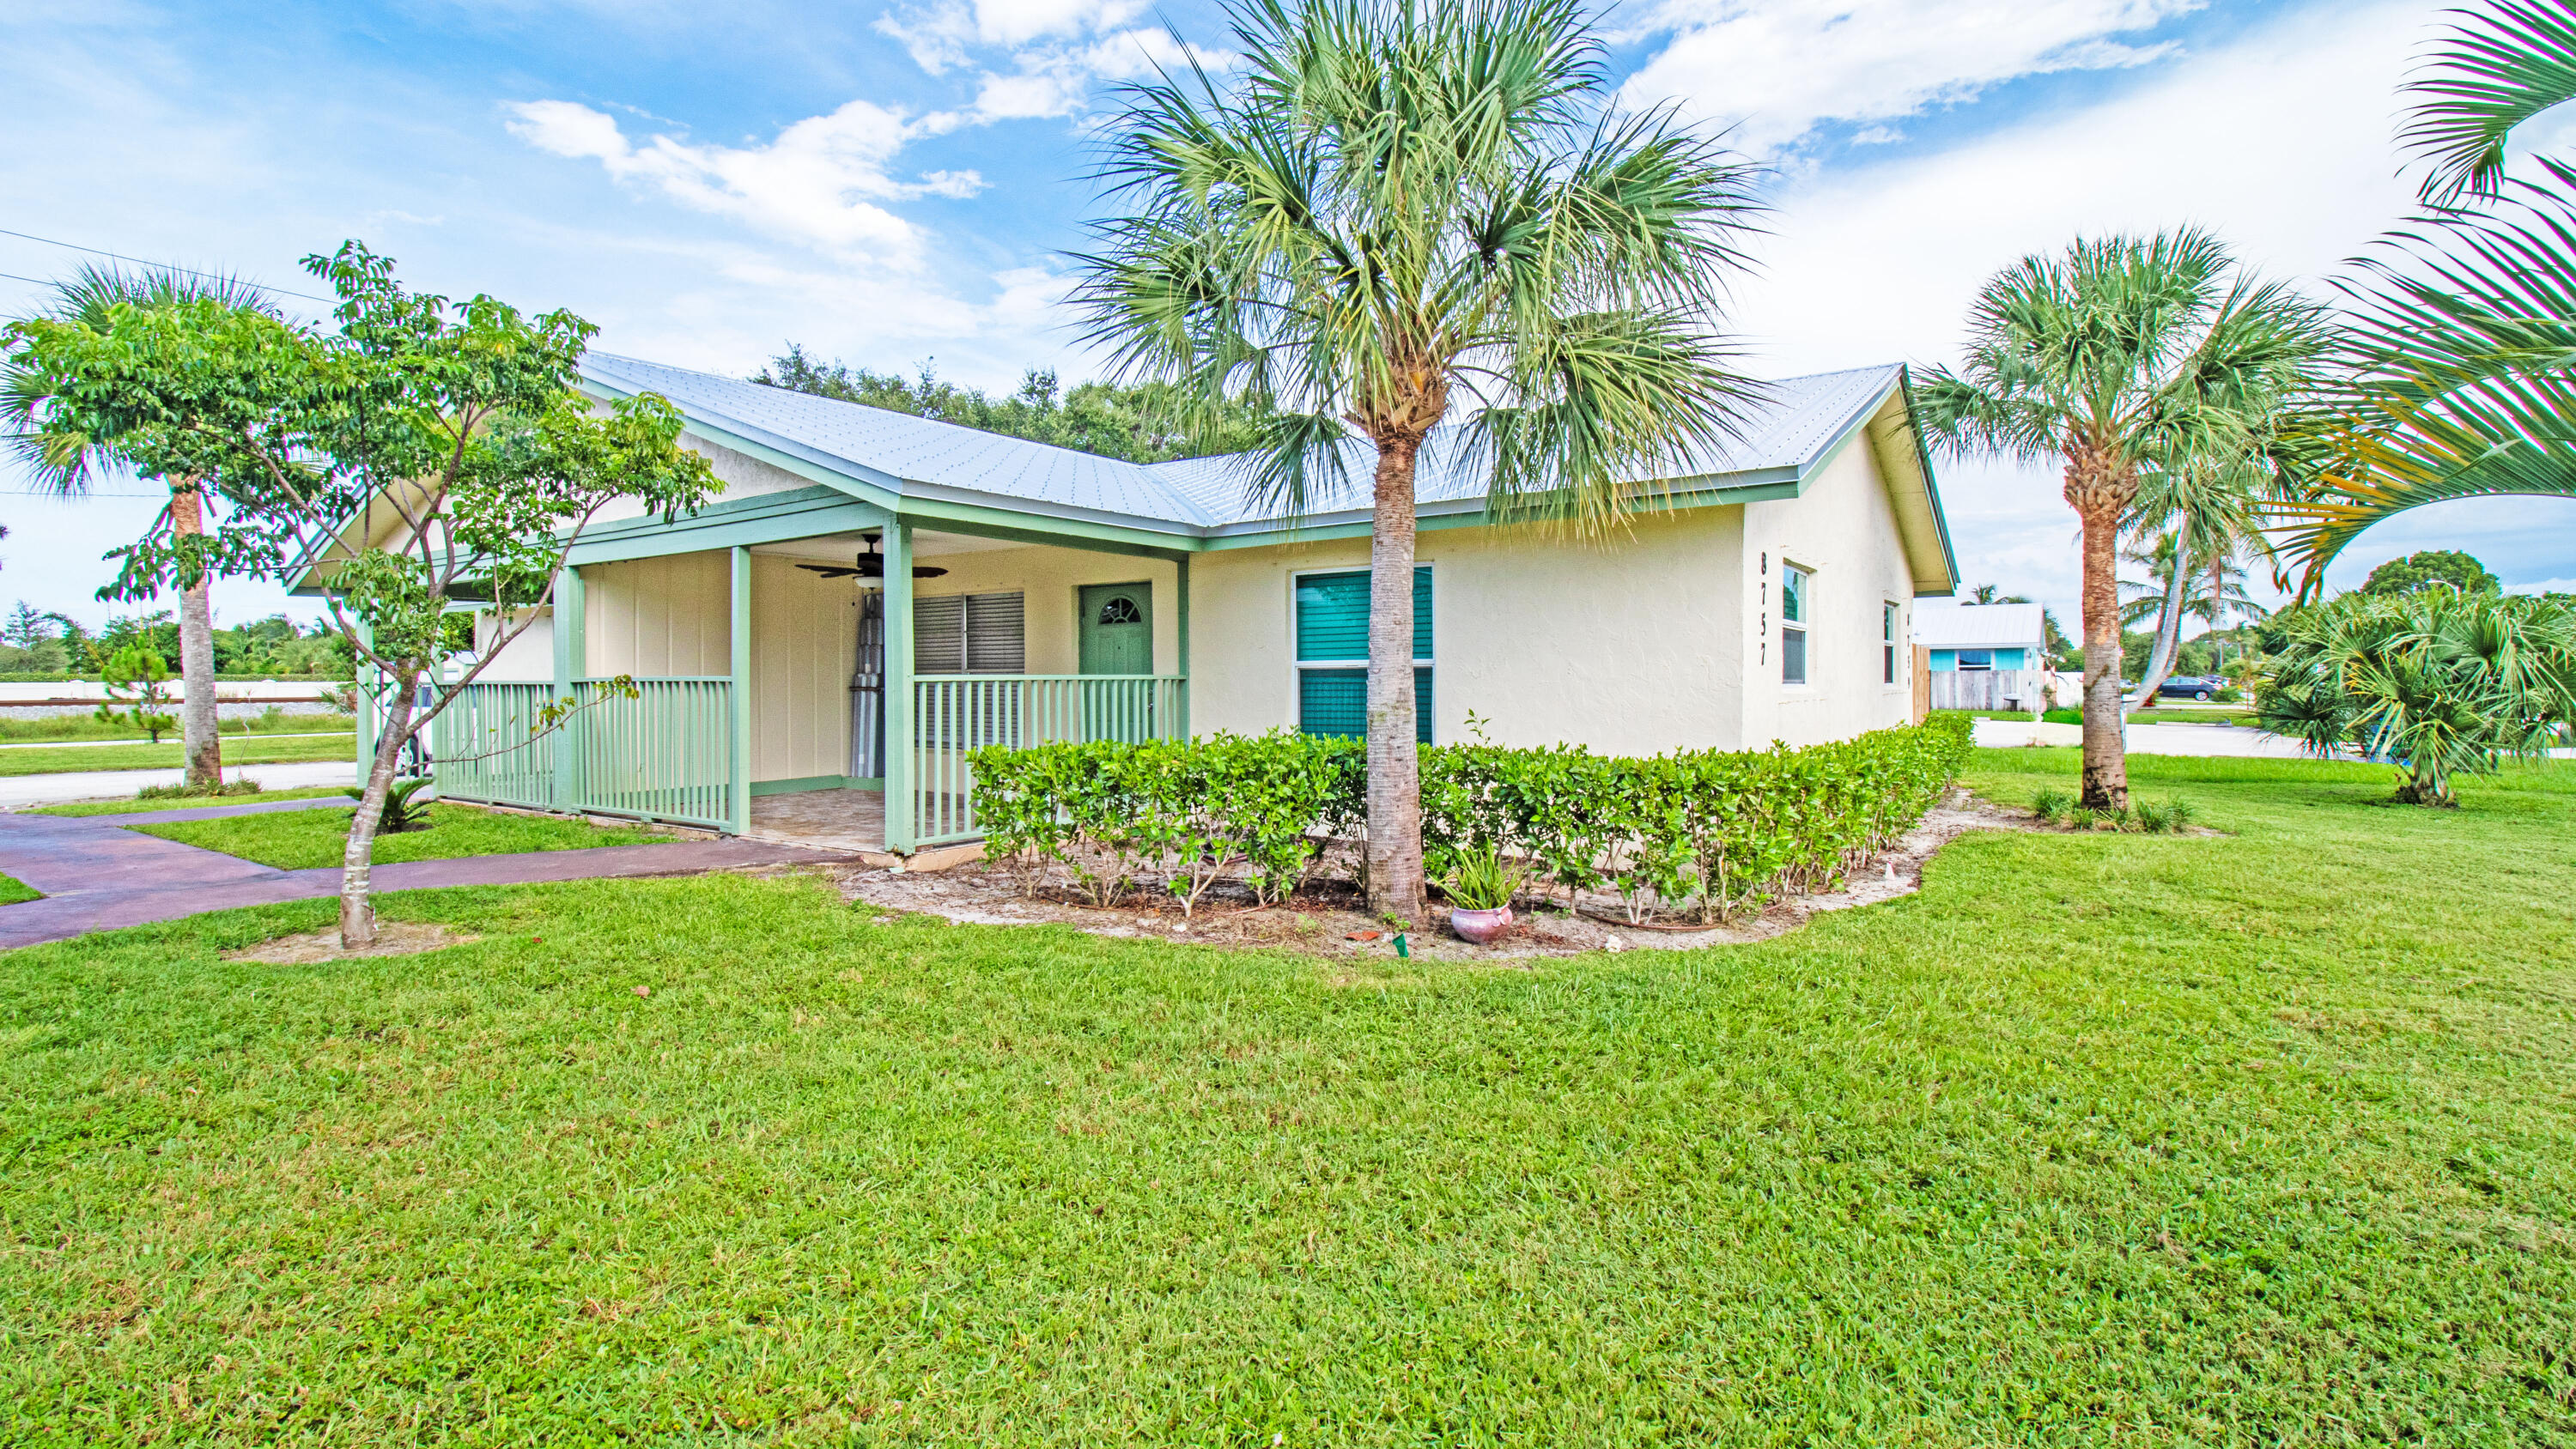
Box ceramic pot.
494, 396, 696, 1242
1449, 905, 1512, 944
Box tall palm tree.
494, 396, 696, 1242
1075, 0, 1762, 912
1917, 231, 2325, 808
3, 264, 282, 791
2123, 436, 2290, 701
2275, 0, 2576, 585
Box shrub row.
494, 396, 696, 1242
969, 712, 1974, 923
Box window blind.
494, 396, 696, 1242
914, 591, 1025, 674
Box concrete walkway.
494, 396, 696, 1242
0, 760, 355, 809
0, 802, 857, 949
0, 731, 351, 749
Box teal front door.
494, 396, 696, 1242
1078, 582, 1153, 740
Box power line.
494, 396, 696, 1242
0, 226, 337, 305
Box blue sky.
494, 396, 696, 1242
4, 0, 2573, 632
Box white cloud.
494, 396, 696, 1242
503, 98, 985, 260
1624, 0, 2205, 156
1714, 0, 2559, 616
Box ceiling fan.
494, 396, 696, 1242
796, 532, 947, 580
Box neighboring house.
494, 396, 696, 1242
315, 355, 1958, 853
1911, 602, 2055, 710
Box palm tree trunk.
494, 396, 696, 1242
2068, 447, 2134, 810
1365, 435, 1425, 919
2134, 543, 2190, 705
340, 676, 416, 949
169, 478, 222, 792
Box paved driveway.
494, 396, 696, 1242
0, 801, 854, 949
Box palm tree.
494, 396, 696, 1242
1075, 0, 1762, 912
3, 264, 282, 791
1917, 231, 2325, 808
2123, 435, 2291, 701
2275, 0, 2576, 585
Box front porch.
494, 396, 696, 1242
416, 493, 1193, 854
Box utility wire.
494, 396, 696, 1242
0, 226, 337, 304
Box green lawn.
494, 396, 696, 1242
24, 787, 354, 818
1, 751, 2569, 1442
0, 872, 36, 905
129, 801, 672, 870
0, 733, 354, 778
2123, 707, 2252, 725
0, 712, 353, 745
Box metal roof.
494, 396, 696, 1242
1912, 601, 2046, 649
583, 353, 1913, 537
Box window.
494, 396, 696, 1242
1883, 602, 1899, 684
1955, 648, 1994, 672
1294, 567, 1431, 743
1781, 563, 1810, 685
1096, 596, 1143, 626
914, 591, 1025, 674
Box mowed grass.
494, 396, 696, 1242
25, 788, 352, 819
0, 753, 2570, 1444
128, 802, 673, 870
0, 873, 36, 905
0, 734, 354, 778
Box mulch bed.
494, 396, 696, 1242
829, 787, 2038, 961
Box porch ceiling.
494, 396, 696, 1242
750, 530, 1034, 562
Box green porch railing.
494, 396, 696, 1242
568, 676, 736, 830
911, 674, 1187, 846
431, 677, 735, 831
428, 682, 556, 809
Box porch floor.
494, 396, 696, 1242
747, 788, 887, 856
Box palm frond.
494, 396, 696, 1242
2402, 0, 2576, 205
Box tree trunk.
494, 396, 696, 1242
340, 676, 416, 949
1364, 434, 1425, 919
170, 479, 222, 792
2066, 445, 2136, 811
2133, 540, 2190, 705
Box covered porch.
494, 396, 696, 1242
421, 486, 1193, 853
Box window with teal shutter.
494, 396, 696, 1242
1295, 567, 1431, 743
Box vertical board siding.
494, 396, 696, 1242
584, 552, 730, 677
750, 555, 856, 784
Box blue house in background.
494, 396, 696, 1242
1914, 602, 2046, 672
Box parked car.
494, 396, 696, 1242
2156, 676, 2224, 701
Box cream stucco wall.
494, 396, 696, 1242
1188, 506, 1750, 755
1736, 414, 1923, 749
587, 432, 817, 527
471, 608, 555, 683
900, 545, 1184, 676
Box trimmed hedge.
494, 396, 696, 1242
969, 712, 1973, 923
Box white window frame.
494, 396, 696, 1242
1780, 561, 1813, 687
1290, 564, 1434, 729
1883, 601, 1901, 685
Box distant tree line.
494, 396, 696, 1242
0, 602, 350, 677
751, 346, 1279, 464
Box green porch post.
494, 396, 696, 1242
352, 615, 374, 778
882, 523, 915, 854
551, 567, 586, 813
730, 545, 752, 836
1175, 552, 1191, 739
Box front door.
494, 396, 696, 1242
1078, 583, 1152, 675
1078, 582, 1153, 741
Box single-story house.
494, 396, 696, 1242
1912, 601, 2045, 673
327, 355, 1957, 853
1911, 602, 2057, 711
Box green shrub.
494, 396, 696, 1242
969, 713, 1973, 925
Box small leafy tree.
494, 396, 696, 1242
95, 642, 177, 743
15, 240, 717, 947
2257, 590, 2576, 804
2360, 549, 2503, 597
